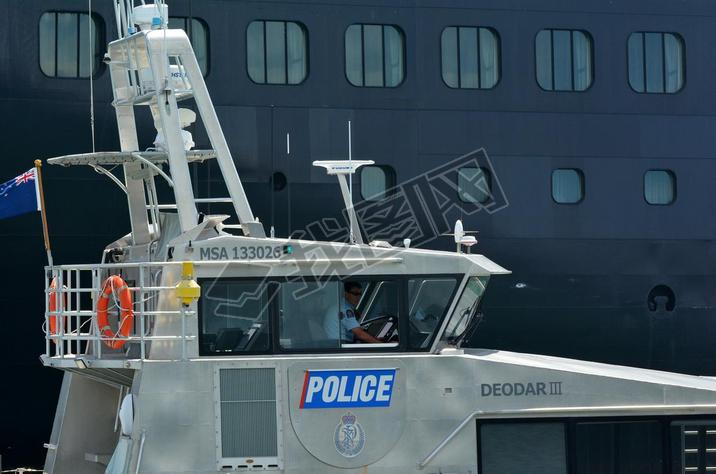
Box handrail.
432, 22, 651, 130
44, 257, 403, 272
42, 256, 405, 364
46, 310, 194, 316
47, 335, 196, 342
416, 403, 716, 469
43, 261, 195, 364
48, 286, 180, 293
195, 197, 232, 203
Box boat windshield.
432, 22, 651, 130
198, 275, 460, 355
407, 277, 458, 349
442, 276, 488, 344
199, 279, 272, 354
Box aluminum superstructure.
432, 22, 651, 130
34, 3, 716, 473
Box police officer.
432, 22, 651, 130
324, 281, 382, 344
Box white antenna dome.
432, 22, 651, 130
454, 219, 464, 244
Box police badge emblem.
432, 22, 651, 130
334, 412, 365, 458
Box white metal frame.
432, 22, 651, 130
43, 261, 195, 363
103, 24, 264, 238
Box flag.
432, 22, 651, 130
0, 168, 41, 220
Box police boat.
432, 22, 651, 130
40, 2, 716, 473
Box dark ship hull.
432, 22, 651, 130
2, 0, 715, 468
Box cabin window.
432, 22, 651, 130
628, 32, 684, 93
408, 277, 458, 349
168, 17, 209, 76
458, 167, 492, 203
360, 165, 396, 201
345, 24, 405, 87
552, 168, 584, 204
39, 12, 103, 78
644, 169, 676, 205
536, 29, 593, 91
279, 278, 400, 351
202, 275, 461, 355
246, 20, 308, 85
199, 279, 273, 355
441, 26, 500, 89
480, 423, 568, 473
279, 280, 342, 350
576, 421, 664, 473
480, 419, 672, 473
442, 276, 487, 344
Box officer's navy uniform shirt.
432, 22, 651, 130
323, 297, 360, 342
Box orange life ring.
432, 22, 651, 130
48, 277, 66, 341
96, 275, 134, 349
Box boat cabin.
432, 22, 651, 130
37, 3, 716, 473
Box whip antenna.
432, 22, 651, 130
88, 0, 96, 152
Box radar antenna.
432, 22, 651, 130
448, 219, 478, 253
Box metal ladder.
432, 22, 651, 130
105, 4, 264, 244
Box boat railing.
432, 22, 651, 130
42, 261, 194, 366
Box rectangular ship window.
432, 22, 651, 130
247, 20, 308, 85
199, 279, 273, 355
535, 29, 593, 91
628, 32, 684, 93
644, 169, 676, 205
39, 12, 103, 78
279, 280, 342, 350
279, 278, 400, 351
345, 24, 405, 87
458, 167, 492, 203
479, 422, 567, 474
407, 277, 458, 349
576, 420, 663, 473
552, 168, 584, 204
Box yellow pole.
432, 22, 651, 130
34, 159, 53, 267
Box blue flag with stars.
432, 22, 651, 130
0, 169, 40, 220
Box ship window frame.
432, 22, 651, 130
198, 274, 462, 356
360, 165, 396, 201
535, 28, 594, 92
407, 276, 461, 351
644, 169, 676, 205
246, 19, 309, 86
627, 31, 685, 94
457, 166, 493, 204
38, 11, 105, 79
478, 421, 568, 474
477, 416, 685, 474
440, 26, 501, 90
344, 23, 406, 88
198, 278, 277, 357
275, 275, 406, 354
168, 16, 210, 77
440, 275, 488, 346
551, 168, 585, 205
